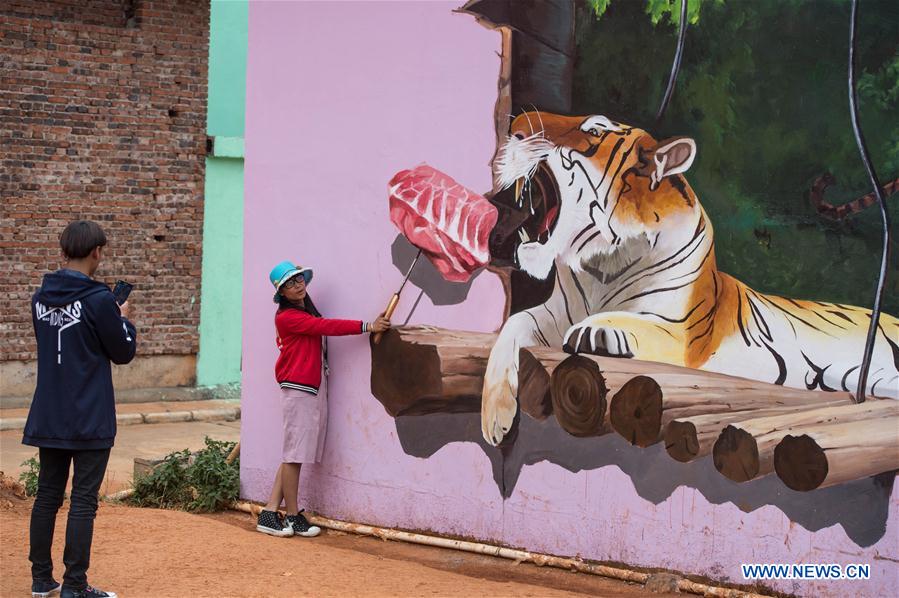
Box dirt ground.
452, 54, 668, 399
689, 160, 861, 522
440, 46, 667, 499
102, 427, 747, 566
0, 475, 680, 598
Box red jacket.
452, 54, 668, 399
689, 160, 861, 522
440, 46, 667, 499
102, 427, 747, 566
274, 308, 367, 395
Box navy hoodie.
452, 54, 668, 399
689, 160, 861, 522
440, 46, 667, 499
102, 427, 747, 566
22, 270, 137, 450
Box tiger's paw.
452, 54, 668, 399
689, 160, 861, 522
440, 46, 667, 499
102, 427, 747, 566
563, 322, 635, 358
481, 372, 519, 447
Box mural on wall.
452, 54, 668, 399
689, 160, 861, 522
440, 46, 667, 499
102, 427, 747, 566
479, 110, 897, 447
571, 0, 899, 317
367, 0, 898, 544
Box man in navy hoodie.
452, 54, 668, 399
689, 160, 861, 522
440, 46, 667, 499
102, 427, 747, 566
24, 220, 136, 598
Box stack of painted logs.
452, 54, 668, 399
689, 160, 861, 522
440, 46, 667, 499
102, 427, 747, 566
370, 326, 899, 491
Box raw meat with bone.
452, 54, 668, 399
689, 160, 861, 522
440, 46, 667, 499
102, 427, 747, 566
388, 164, 497, 282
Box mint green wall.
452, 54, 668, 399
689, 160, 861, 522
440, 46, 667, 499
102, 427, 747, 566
198, 157, 244, 386
207, 0, 248, 137
197, 0, 248, 387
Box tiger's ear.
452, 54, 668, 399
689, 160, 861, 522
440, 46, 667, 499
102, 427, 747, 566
649, 137, 696, 191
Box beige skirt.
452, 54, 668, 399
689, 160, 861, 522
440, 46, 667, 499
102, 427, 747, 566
280, 374, 328, 464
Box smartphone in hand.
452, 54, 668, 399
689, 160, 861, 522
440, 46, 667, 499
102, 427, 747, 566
112, 280, 134, 305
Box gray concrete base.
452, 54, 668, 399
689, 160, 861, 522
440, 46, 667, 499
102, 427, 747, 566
1, 354, 201, 397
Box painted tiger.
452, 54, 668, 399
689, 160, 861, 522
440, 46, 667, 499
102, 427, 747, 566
481, 110, 899, 446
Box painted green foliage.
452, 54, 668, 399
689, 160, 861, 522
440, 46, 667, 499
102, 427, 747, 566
575, 0, 898, 313
588, 0, 710, 25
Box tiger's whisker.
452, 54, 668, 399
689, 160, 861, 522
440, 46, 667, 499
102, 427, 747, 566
522, 111, 535, 136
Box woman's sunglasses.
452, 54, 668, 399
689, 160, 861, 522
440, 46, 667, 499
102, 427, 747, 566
281, 276, 305, 290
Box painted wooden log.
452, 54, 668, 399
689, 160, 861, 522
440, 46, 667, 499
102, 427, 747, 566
549, 354, 609, 436
664, 397, 854, 463
370, 326, 625, 430
609, 375, 853, 449
713, 400, 896, 483
370, 327, 557, 419
516, 347, 576, 420
369, 326, 495, 416
774, 409, 899, 491
370, 327, 862, 458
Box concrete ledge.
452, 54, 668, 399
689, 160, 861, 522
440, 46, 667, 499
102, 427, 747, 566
117, 413, 145, 426
1, 382, 240, 410
190, 406, 241, 422
0, 417, 27, 432
0, 406, 240, 431
143, 411, 193, 424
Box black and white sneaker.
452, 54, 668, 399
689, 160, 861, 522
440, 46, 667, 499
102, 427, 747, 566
60, 586, 117, 598
286, 510, 321, 537
256, 509, 294, 537
31, 579, 61, 598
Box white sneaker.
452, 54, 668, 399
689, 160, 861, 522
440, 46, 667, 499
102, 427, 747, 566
286, 511, 321, 537
256, 509, 294, 537
31, 580, 60, 598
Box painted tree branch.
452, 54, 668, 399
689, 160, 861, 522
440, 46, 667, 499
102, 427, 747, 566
808, 172, 898, 221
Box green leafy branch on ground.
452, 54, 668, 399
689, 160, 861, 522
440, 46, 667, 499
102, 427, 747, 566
17, 438, 238, 511
19, 456, 40, 497
126, 437, 239, 513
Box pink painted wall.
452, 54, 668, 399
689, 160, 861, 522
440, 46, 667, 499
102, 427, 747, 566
241, 0, 507, 536
242, 3, 898, 596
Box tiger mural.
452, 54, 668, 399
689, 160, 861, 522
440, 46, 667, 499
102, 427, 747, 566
481, 111, 899, 446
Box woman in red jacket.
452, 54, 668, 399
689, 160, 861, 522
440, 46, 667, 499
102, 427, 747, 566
257, 260, 390, 538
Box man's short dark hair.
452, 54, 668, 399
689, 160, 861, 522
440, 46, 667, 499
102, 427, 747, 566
60, 220, 108, 259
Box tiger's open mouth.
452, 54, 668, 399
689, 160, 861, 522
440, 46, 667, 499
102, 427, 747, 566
488, 161, 561, 268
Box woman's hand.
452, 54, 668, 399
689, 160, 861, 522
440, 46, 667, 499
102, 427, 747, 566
370, 314, 391, 333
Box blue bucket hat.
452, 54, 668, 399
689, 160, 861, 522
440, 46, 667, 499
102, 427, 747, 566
269, 260, 313, 303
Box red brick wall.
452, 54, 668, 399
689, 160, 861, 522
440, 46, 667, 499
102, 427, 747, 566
2, 0, 135, 28
0, 0, 210, 361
